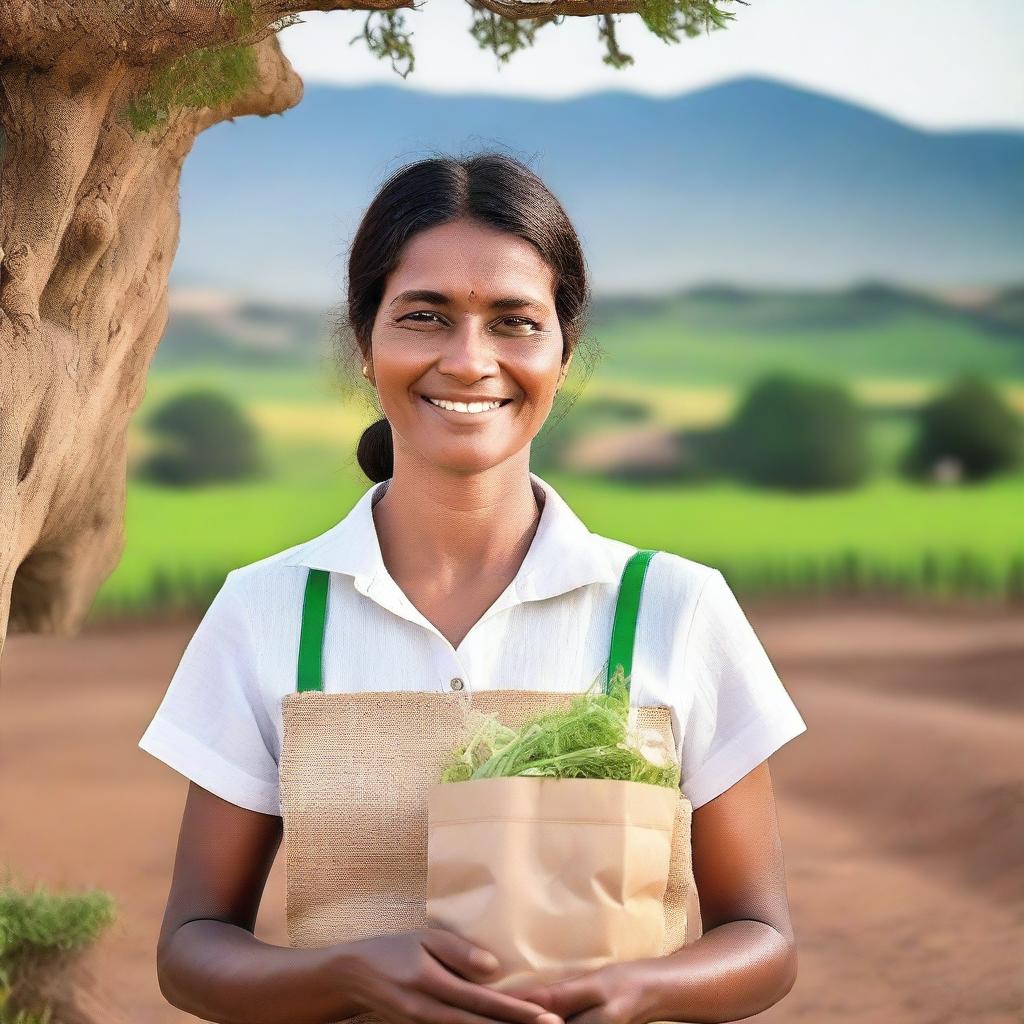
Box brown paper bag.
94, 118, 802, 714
425, 775, 680, 991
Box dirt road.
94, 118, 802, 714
1, 598, 1021, 1022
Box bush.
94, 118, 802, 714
900, 373, 1023, 483
0, 876, 117, 1023
718, 373, 870, 491
678, 424, 735, 482
532, 395, 651, 475
139, 389, 265, 486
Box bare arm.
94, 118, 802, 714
637, 761, 800, 1023
154, 782, 355, 1023
155, 782, 563, 1024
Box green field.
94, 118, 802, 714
95, 290, 1024, 620
89, 464, 1024, 622
90, 372, 1024, 620
593, 311, 1024, 385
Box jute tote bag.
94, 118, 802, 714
282, 551, 700, 1024
424, 549, 685, 991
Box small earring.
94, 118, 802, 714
362, 364, 369, 377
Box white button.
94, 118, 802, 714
449, 677, 465, 691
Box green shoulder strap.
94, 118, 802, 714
606, 549, 659, 696
297, 567, 330, 692
297, 551, 659, 696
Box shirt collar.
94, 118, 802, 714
282, 471, 622, 609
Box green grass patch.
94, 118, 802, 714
89, 461, 1024, 621
593, 312, 1024, 385
0, 874, 117, 1023
102, 363, 1024, 617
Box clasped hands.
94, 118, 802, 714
499, 959, 660, 1024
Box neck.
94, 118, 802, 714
370, 455, 544, 592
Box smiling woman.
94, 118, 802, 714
139, 151, 807, 1024
333, 155, 591, 486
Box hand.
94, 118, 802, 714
501, 961, 657, 1024
333, 927, 566, 1024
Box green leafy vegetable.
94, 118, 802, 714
439, 665, 680, 789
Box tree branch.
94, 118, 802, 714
0, 1, 656, 69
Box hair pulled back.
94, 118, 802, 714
333, 151, 594, 483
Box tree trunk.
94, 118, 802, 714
0, 37, 302, 657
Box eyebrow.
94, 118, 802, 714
388, 289, 550, 314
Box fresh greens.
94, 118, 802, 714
439, 666, 680, 789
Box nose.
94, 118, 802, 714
435, 317, 501, 383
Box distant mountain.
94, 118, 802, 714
154, 289, 328, 368
171, 76, 1024, 304
592, 280, 1024, 337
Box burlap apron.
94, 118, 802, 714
280, 548, 701, 1024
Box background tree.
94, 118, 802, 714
139, 389, 266, 486
0, 1, 743, 654
900, 373, 1024, 483
717, 373, 870, 491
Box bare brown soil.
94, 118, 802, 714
1, 599, 1021, 1022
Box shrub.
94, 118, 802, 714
139, 389, 265, 486
718, 373, 870, 491
900, 373, 1023, 483
0, 876, 117, 1023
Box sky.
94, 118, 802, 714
278, 0, 1024, 132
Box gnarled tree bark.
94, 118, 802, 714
1, 29, 303, 657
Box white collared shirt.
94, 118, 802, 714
138, 472, 807, 816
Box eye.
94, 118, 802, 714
400, 311, 447, 326
499, 316, 541, 332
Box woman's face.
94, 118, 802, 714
368, 217, 572, 476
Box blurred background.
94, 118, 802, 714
2, 2, 1021, 1021
93, 1, 1024, 619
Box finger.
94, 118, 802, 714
509, 975, 605, 1020
566, 1005, 612, 1024
397, 988, 558, 1024
500, 983, 550, 1004
424, 962, 562, 1024
421, 928, 503, 984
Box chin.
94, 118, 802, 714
422, 448, 515, 476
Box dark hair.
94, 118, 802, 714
330, 150, 597, 483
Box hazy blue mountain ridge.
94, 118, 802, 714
171, 76, 1024, 304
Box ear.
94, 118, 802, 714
558, 350, 573, 386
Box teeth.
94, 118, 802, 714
426, 397, 505, 414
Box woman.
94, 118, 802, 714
139, 153, 808, 1024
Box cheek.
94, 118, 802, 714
373, 333, 431, 381
514, 345, 565, 386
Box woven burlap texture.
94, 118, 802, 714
280, 690, 700, 1024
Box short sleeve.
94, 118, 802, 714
679, 569, 807, 810
137, 570, 281, 815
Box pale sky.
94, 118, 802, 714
278, 0, 1024, 131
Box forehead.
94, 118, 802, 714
387, 219, 555, 301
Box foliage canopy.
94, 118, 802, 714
125, 0, 745, 131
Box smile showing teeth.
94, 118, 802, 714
424, 396, 509, 414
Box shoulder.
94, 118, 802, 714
647, 549, 721, 607
587, 530, 721, 607
217, 538, 319, 620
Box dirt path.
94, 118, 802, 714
1, 599, 1021, 1022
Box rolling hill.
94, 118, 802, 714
171, 76, 1024, 304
